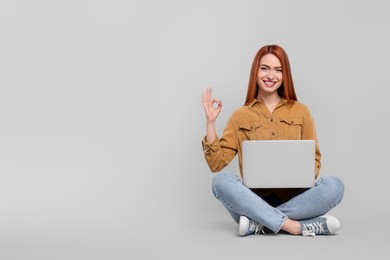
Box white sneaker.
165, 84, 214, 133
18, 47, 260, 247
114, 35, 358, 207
239, 216, 265, 236
299, 215, 341, 237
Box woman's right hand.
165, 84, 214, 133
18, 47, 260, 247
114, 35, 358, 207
201, 87, 222, 123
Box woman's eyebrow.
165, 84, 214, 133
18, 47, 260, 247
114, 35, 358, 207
260, 64, 282, 69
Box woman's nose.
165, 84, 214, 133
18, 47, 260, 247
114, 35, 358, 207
267, 70, 275, 79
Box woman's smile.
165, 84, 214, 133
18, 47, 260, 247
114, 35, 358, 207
263, 80, 277, 87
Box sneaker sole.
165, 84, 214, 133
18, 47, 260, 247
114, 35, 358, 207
239, 216, 249, 236
322, 215, 341, 234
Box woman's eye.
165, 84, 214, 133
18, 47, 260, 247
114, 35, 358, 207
261, 67, 268, 71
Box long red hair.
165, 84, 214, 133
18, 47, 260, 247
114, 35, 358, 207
244, 45, 297, 105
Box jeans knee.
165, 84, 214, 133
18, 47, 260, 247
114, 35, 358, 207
322, 176, 345, 202
211, 172, 238, 197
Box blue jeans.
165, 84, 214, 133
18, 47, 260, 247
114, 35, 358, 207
212, 172, 345, 233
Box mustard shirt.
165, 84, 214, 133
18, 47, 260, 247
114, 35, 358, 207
202, 98, 321, 201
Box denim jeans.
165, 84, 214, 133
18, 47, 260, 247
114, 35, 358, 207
212, 172, 345, 233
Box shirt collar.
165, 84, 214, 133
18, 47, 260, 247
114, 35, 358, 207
247, 98, 289, 108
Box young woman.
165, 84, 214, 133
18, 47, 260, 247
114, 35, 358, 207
201, 45, 345, 237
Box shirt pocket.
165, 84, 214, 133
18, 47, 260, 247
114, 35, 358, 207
239, 121, 264, 140
279, 116, 303, 139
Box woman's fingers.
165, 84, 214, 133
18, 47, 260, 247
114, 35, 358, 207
206, 87, 212, 101
210, 98, 222, 109
202, 87, 222, 121
202, 87, 210, 103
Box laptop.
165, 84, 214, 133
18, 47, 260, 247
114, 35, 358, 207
242, 140, 315, 188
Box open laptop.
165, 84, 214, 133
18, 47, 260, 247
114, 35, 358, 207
242, 140, 315, 188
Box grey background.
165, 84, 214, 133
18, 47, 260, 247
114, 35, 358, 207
0, 0, 389, 259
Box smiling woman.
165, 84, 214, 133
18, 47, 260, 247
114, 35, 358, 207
245, 45, 297, 107
201, 44, 345, 237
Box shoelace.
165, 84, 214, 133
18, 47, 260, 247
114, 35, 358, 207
301, 221, 326, 237
249, 221, 266, 235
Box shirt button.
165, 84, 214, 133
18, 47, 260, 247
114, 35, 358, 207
272, 132, 275, 136
291, 121, 294, 124
270, 118, 273, 122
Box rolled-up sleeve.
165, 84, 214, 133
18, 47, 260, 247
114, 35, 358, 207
201, 118, 238, 173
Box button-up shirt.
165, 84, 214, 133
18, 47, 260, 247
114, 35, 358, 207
202, 98, 322, 200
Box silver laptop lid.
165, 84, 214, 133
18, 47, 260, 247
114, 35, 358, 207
242, 140, 315, 188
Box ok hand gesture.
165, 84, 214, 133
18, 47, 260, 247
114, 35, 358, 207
201, 87, 222, 123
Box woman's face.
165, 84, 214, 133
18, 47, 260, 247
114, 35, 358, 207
257, 54, 283, 96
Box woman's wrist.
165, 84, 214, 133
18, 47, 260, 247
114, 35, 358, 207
206, 119, 216, 125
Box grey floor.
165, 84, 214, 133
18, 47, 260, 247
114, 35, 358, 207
0, 161, 384, 260
0, 204, 385, 260
185, 214, 382, 260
